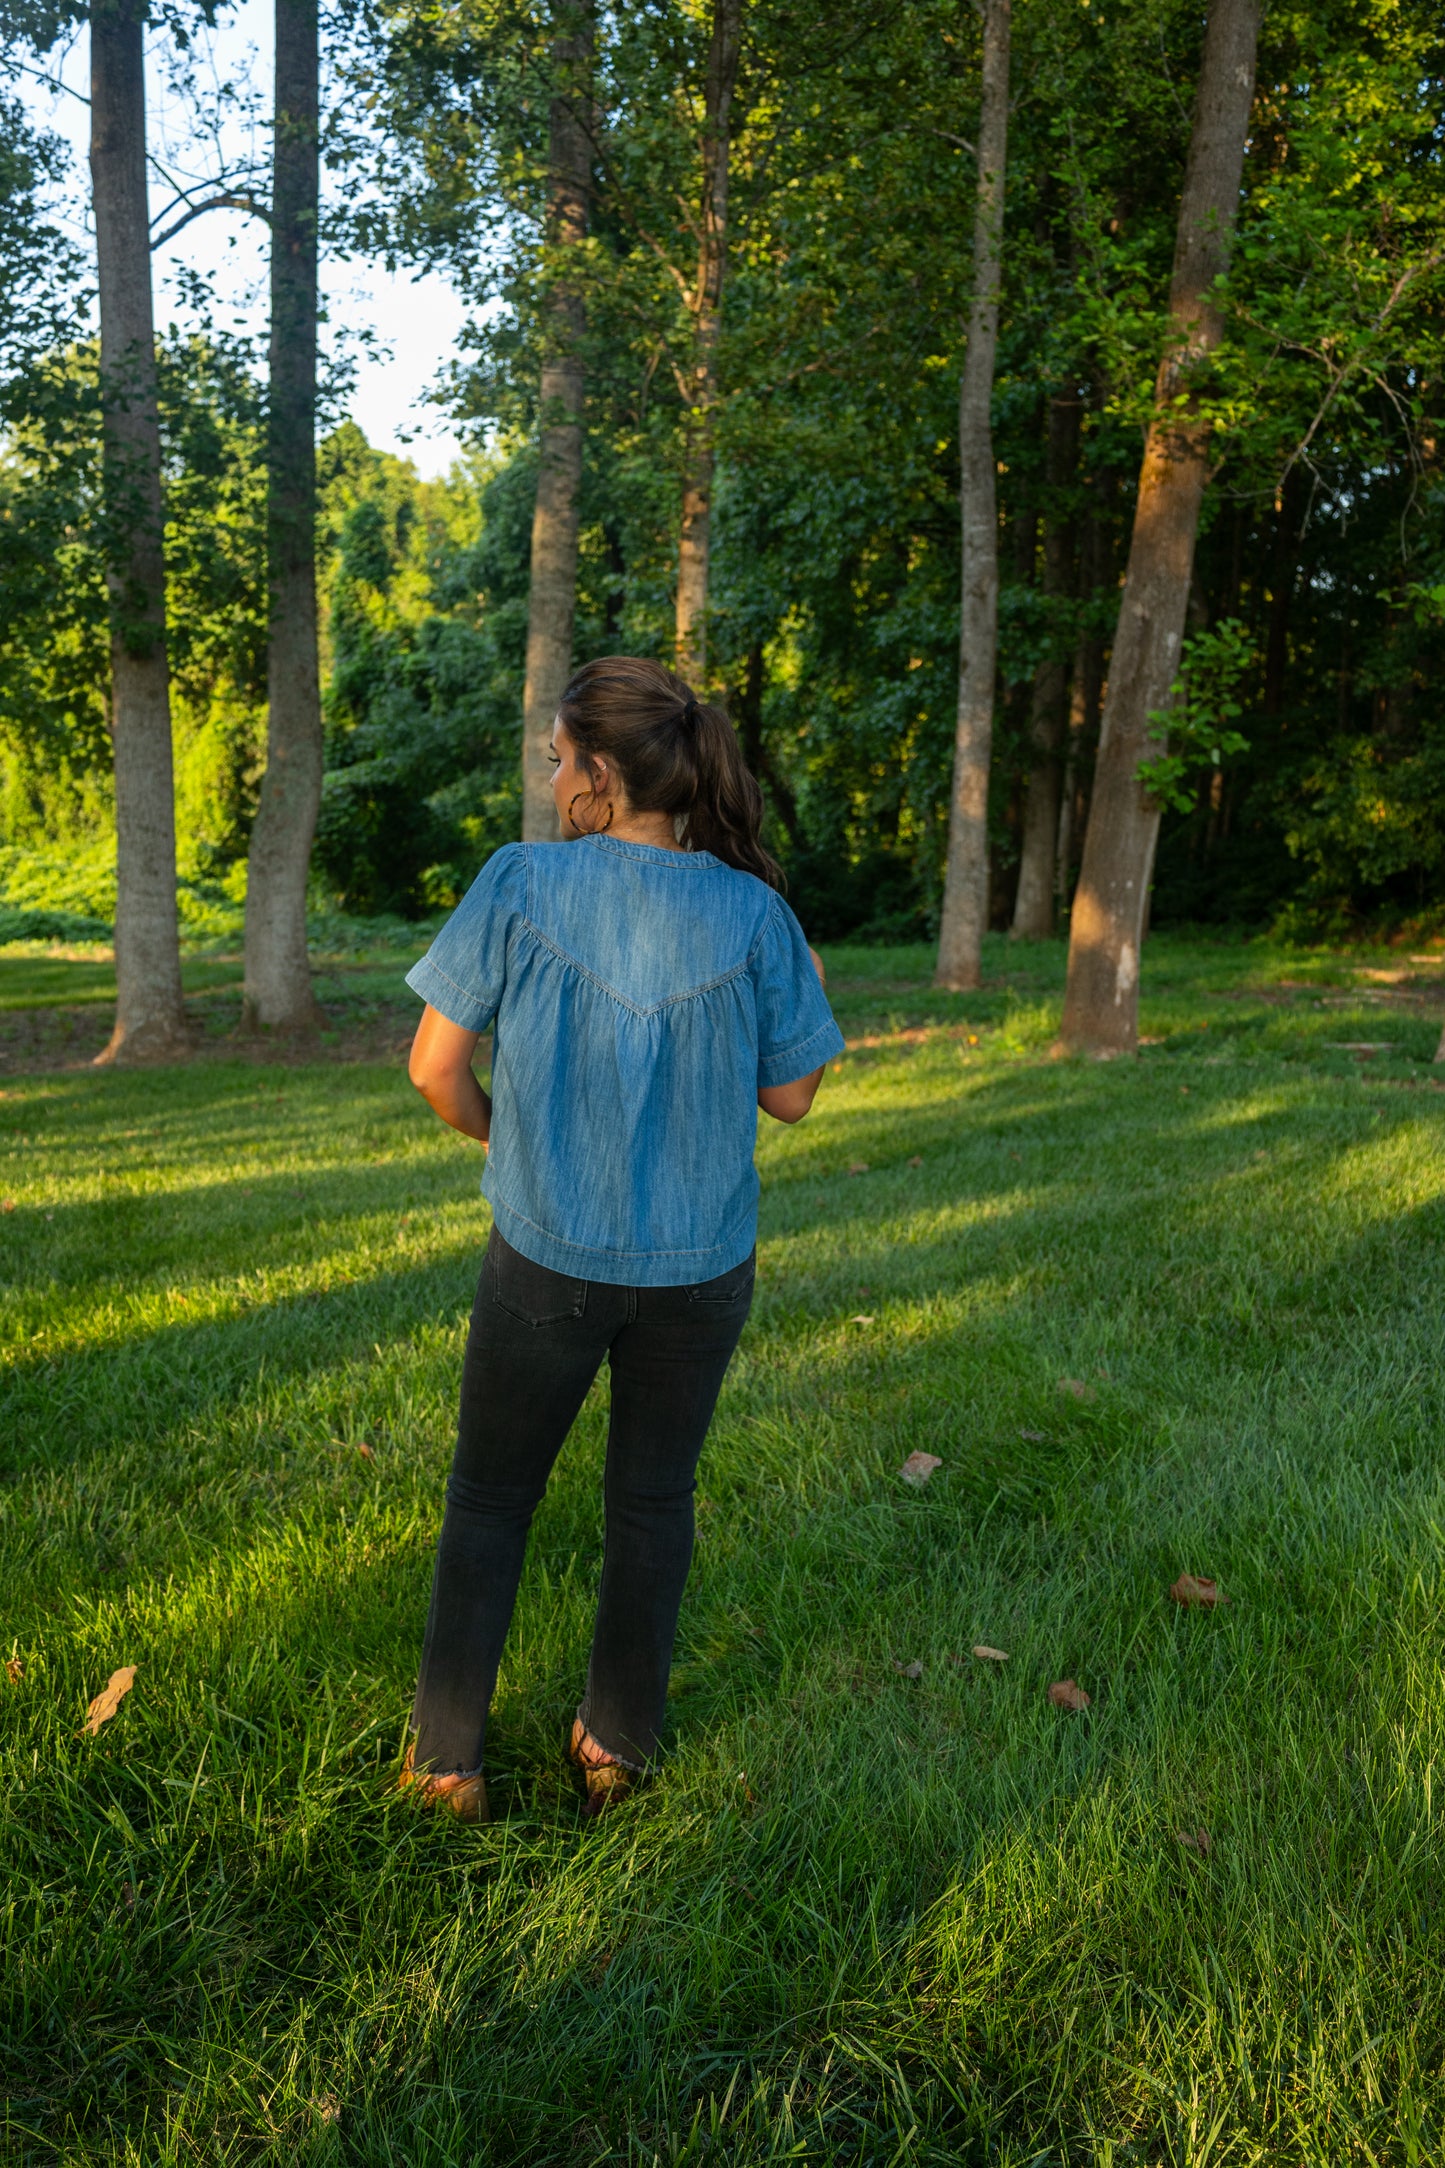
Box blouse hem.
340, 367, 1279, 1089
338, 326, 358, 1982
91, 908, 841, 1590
486, 1189, 758, 1289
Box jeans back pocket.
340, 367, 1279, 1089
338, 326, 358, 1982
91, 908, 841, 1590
489, 1232, 588, 1326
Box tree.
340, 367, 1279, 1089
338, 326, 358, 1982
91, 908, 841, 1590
1012, 387, 1078, 937
935, 0, 1009, 992
244, 0, 322, 1029
520, 0, 592, 843
673, 0, 740, 683
1059, 0, 1261, 1053
90, 0, 188, 1060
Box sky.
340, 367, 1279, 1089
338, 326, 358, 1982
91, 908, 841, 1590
19, 0, 471, 478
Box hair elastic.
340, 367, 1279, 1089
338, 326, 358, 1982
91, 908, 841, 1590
680, 698, 700, 729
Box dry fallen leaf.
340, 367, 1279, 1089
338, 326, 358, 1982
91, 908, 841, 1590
83, 1666, 136, 1736
5, 1656, 22, 1684
850, 1313, 876, 1325
899, 1450, 943, 1487
908, 1154, 923, 1167
1057, 1378, 1095, 1402
1169, 1574, 1225, 1609
1047, 1678, 1090, 1711
847, 1160, 870, 1176
972, 1645, 1009, 1663
891, 1659, 924, 1680
1019, 1429, 1046, 1442
355, 1442, 376, 1463
1176, 1826, 1212, 1856
1, 1198, 14, 1213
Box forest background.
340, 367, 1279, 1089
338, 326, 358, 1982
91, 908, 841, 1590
1, 0, 1443, 968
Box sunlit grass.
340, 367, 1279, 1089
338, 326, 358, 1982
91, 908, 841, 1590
2, 933, 1444, 2162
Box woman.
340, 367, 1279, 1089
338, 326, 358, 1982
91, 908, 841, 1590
400, 656, 844, 1821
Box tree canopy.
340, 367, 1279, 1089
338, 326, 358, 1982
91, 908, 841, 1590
2, 0, 1442, 946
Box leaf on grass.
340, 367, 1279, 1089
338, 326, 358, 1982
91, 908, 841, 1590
847, 1160, 870, 1176
1, 1198, 14, 1213
891, 1659, 924, 1679
5, 1656, 22, 1684
972, 1645, 1009, 1663
1048, 1678, 1090, 1711
1169, 1573, 1225, 1608
355, 1442, 376, 1463
908, 1155, 923, 1167
83, 1666, 136, 1735
1057, 1378, 1095, 1402
899, 1450, 943, 1487
1176, 1826, 1212, 1856
1019, 1429, 1046, 1442
850, 1313, 876, 1324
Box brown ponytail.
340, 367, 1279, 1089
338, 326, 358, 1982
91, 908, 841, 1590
556, 656, 784, 890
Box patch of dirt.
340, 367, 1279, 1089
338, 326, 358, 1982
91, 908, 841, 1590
0, 989, 455, 1077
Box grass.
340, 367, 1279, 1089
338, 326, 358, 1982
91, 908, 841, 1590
2, 929, 1444, 2164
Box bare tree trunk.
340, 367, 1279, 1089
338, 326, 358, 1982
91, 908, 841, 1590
522, 1, 593, 841
674, 0, 742, 684
90, 0, 187, 1064
735, 640, 803, 847
244, 0, 322, 1030
1059, 0, 1260, 1053
1012, 388, 1079, 937
1057, 493, 1109, 909
934, 0, 1010, 991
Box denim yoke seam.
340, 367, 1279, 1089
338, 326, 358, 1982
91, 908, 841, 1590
518, 919, 755, 1019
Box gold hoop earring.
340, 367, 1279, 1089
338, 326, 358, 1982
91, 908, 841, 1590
568, 790, 614, 837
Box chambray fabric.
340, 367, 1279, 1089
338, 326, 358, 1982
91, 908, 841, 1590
405, 835, 844, 1285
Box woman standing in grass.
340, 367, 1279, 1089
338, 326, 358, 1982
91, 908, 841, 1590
400, 656, 843, 1821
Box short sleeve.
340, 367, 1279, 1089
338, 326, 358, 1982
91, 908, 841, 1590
404, 844, 528, 1032
752, 894, 846, 1088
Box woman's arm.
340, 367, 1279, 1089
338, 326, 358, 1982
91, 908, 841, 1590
408, 1006, 491, 1146
758, 1067, 825, 1124
757, 945, 829, 1124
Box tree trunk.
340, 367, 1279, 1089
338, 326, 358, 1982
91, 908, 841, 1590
1059, 0, 1260, 1053
522, 0, 593, 842
1012, 389, 1080, 937
735, 640, 803, 847
244, 0, 323, 1030
1262, 468, 1300, 718
674, 0, 742, 685
90, 0, 187, 1063
934, 0, 1010, 991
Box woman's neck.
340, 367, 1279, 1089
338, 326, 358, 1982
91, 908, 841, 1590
606, 809, 684, 852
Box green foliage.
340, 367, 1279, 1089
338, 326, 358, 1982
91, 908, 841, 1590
313, 425, 526, 916
1139, 619, 1256, 815
3, 0, 1445, 938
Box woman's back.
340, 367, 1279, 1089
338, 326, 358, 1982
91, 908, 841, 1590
406, 833, 842, 1285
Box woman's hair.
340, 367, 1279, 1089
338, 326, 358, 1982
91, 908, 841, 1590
556, 655, 783, 890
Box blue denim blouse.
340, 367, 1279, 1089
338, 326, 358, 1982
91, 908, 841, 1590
405, 836, 844, 1286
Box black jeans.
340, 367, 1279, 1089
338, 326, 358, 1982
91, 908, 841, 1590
410, 1227, 754, 1776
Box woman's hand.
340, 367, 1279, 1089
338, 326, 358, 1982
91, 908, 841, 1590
408, 1006, 492, 1147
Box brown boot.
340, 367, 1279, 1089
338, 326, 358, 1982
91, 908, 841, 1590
568, 1716, 636, 1819
398, 1741, 489, 1824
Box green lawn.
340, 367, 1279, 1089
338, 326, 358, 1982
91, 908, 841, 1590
3, 933, 1444, 2163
